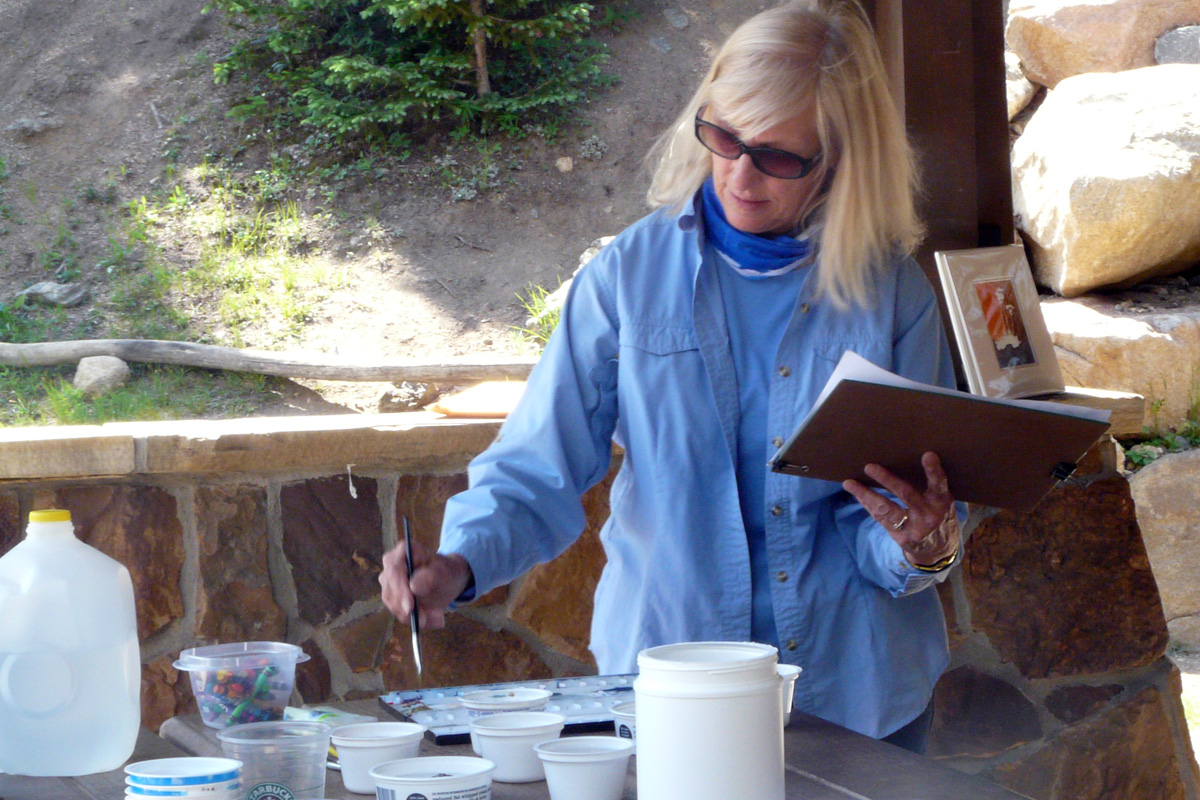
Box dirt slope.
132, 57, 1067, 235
0, 0, 759, 412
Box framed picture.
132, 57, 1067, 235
935, 244, 1064, 399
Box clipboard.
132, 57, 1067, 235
767, 353, 1112, 514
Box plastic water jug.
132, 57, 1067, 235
635, 641, 784, 800
0, 509, 140, 775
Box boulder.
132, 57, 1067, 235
1006, 50, 1037, 120
73, 355, 130, 397
1156, 24, 1200, 64
1129, 450, 1200, 649
1042, 296, 1200, 428
1012, 66, 1200, 296
16, 280, 90, 308
1006, 0, 1200, 88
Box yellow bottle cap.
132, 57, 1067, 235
29, 509, 72, 523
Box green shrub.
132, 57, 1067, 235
206, 0, 611, 143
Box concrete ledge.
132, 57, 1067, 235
0, 413, 502, 480
0, 426, 136, 480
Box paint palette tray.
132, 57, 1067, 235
378, 673, 636, 745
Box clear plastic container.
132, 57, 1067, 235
174, 642, 308, 728
0, 509, 141, 776
217, 720, 332, 799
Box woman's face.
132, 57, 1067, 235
707, 105, 824, 235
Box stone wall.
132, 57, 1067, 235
0, 414, 1196, 799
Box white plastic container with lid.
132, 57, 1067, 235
634, 641, 784, 800
0, 509, 140, 776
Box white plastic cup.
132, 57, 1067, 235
329, 721, 425, 794
459, 687, 552, 718
777, 664, 802, 725
369, 756, 495, 800
468, 711, 565, 783
217, 721, 332, 800
535, 736, 634, 800
609, 701, 636, 749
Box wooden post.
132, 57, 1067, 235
869, 0, 1013, 386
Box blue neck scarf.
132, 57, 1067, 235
700, 177, 812, 274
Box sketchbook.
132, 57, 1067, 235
767, 352, 1111, 513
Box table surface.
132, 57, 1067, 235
0, 699, 1031, 800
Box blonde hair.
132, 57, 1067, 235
646, 0, 923, 309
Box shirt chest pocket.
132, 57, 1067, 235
617, 323, 709, 416
619, 323, 699, 356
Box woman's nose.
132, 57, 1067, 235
730, 152, 760, 182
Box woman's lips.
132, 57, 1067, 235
728, 192, 766, 210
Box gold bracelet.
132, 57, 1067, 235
910, 545, 959, 573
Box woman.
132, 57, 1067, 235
380, 0, 964, 753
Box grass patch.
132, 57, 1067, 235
511, 282, 562, 351
0, 365, 283, 427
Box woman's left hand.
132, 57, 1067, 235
842, 451, 960, 568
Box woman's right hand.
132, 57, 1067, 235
379, 539, 473, 630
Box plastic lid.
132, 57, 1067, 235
173, 641, 309, 672
29, 509, 71, 523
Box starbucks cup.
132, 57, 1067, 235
217, 721, 332, 800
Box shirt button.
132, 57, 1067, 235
800, 303, 810, 313
770, 505, 784, 517
772, 436, 784, 449
786, 639, 798, 651
778, 365, 791, 378
776, 571, 788, 583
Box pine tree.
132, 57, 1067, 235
208, 0, 609, 141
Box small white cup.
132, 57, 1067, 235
535, 736, 634, 800
469, 711, 566, 783
330, 721, 426, 794
609, 701, 636, 749
460, 687, 553, 718
777, 664, 802, 726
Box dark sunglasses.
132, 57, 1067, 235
694, 115, 822, 179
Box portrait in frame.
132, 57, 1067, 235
935, 244, 1064, 399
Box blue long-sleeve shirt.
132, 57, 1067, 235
439, 197, 963, 738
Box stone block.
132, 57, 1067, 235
1156, 25, 1200, 64
1130, 450, 1200, 650
507, 466, 619, 664
395, 473, 468, 549
380, 613, 552, 691
0, 490, 20, 556
929, 666, 1042, 758
963, 479, 1168, 678
1044, 297, 1200, 429
1006, 0, 1199, 87
295, 639, 333, 704
142, 653, 193, 731
195, 485, 285, 641
1013, 66, 1200, 296
55, 485, 185, 639
282, 475, 383, 625
1045, 683, 1124, 724
988, 682, 1194, 800
331, 611, 394, 674
395, 473, 507, 607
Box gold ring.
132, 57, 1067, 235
891, 514, 909, 531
